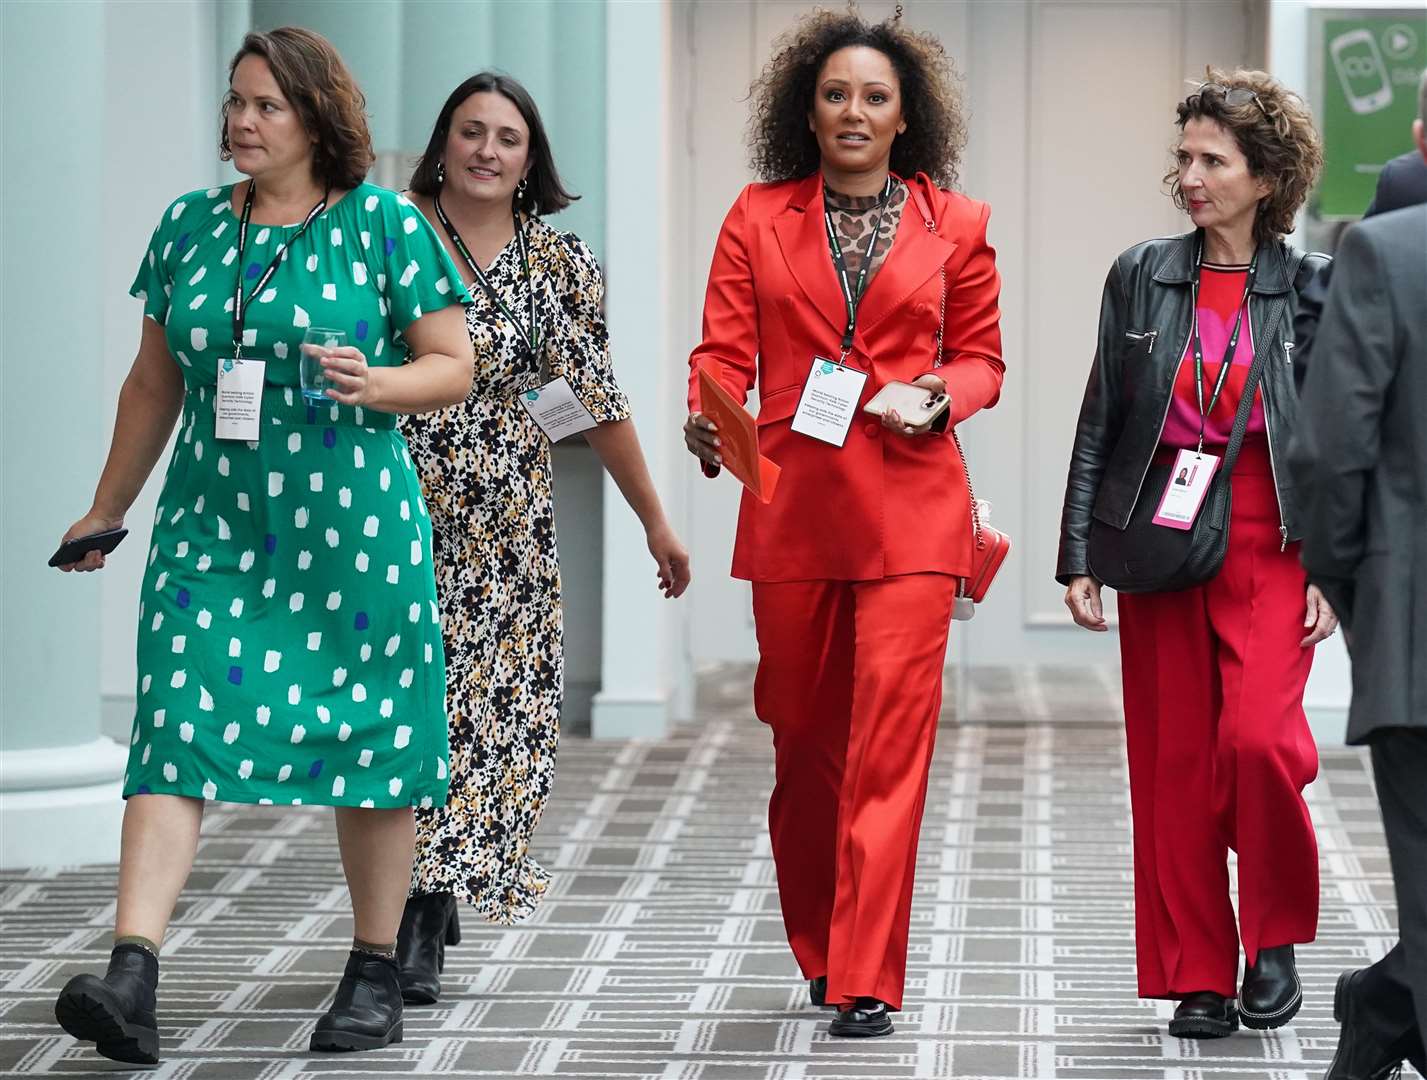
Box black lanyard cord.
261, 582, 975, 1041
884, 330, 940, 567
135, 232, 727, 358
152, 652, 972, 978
232, 181, 328, 358
433, 193, 540, 355
825, 176, 894, 360
1189, 235, 1259, 453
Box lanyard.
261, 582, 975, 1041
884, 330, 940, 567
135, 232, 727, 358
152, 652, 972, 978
824, 176, 894, 362
433, 193, 540, 356
232, 181, 328, 359
1189, 235, 1259, 453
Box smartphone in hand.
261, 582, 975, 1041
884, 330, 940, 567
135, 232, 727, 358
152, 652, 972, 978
50, 528, 128, 568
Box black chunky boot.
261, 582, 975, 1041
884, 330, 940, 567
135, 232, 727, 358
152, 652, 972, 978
1239, 944, 1302, 1029
54, 944, 160, 1065
1169, 991, 1239, 1039
309, 950, 404, 1052
396, 892, 460, 1005
828, 997, 894, 1037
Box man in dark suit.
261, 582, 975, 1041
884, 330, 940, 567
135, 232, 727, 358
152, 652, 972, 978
1291, 70, 1427, 1080
1364, 148, 1427, 216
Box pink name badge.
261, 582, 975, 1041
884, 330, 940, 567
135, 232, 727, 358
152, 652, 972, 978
1152, 448, 1221, 530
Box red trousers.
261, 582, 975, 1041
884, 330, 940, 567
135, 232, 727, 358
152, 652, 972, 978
1117, 443, 1320, 999
751, 573, 957, 1011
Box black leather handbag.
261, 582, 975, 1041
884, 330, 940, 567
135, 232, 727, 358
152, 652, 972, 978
1087, 293, 1287, 594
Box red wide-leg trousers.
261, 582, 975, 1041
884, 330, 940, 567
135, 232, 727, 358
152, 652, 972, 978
1117, 443, 1320, 999
751, 572, 957, 1012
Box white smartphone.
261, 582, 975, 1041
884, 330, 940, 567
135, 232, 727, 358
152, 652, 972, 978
1330, 28, 1392, 116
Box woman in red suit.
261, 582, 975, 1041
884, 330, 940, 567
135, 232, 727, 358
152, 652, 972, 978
684, 10, 1002, 1037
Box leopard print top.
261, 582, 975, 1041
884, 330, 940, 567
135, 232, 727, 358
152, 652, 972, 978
824, 180, 907, 290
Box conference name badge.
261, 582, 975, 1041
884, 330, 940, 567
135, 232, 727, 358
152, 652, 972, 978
215, 357, 266, 442
790, 356, 868, 447
520, 376, 598, 442
1153, 448, 1220, 530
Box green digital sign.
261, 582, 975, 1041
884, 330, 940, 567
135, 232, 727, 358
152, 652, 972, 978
1317, 13, 1427, 218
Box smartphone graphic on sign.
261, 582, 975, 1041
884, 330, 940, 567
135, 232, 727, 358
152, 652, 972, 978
1330, 28, 1393, 115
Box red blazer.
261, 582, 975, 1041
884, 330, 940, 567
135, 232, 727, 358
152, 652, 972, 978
688, 172, 1004, 582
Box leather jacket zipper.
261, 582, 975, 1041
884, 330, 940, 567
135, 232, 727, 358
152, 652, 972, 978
1261, 365, 1290, 551
1125, 329, 1158, 353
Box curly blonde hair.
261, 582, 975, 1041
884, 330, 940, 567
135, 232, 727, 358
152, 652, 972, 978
747, 7, 967, 188
1165, 67, 1323, 242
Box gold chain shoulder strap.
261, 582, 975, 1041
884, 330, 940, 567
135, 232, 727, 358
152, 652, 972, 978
919, 190, 986, 552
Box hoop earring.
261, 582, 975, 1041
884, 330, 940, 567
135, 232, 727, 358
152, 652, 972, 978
435, 160, 446, 185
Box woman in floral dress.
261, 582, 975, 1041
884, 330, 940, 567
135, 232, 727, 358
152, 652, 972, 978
397, 72, 690, 1003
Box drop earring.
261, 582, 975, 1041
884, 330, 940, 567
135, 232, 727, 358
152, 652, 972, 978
435, 160, 446, 185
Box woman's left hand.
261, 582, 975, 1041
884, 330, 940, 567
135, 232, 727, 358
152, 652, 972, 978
1300, 584, 1339, 647
882, 373, 948, 439
646, 523, 691, 599
321, 346, 375, 407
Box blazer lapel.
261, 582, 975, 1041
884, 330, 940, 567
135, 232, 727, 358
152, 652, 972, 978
772, 175, 849, 349
851, 181, 956, 343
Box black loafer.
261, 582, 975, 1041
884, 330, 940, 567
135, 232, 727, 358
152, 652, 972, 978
1240, 944, 1302, 1030
829, 997, 894, 1038
1168, 991, 1239, 1039
808, 976, 830, 1008
54, 944, 161, 1066
1325, 968, 1427, 1079
396, 892, 460, 1005
310, 951, 404, 1052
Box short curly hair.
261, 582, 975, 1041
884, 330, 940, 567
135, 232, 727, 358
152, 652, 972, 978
1165, 67, 1323, 243
747, 8, 966, 188
221, 27, 374, 192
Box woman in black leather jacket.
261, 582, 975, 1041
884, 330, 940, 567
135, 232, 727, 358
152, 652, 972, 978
1057, 69, 1337, 1041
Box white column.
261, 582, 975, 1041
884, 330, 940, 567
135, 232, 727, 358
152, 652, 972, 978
592, 0, 684, 738
0, 0, 127, 868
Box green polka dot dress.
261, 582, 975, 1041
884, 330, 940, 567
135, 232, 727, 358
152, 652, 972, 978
124, 182, 470, 808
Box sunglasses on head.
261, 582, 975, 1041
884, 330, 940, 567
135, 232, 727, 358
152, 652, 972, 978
1185, 82, 1266, 115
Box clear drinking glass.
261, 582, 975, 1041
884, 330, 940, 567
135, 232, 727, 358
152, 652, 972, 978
300, 327, 346, 405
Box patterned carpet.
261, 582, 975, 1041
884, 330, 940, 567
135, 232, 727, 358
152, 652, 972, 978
0, 665, 1414, 1079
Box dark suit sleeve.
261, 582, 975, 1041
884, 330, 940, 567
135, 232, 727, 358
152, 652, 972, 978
1289, 225, 1400, 624
1055, 259, 1129, 585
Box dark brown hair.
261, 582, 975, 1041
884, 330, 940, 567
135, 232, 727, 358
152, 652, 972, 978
1165, 67, 1323, 243
220, 27, 374, 191
408, 72, 577, 217
747, 8, 967, 188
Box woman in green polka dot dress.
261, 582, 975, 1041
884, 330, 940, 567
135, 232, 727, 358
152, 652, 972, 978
51, 29, 472, 1062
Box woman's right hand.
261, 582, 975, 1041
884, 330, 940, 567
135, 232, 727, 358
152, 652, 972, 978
1064, 575, 1108, 631
56, 511, 125, 573
684, 412, 722, 470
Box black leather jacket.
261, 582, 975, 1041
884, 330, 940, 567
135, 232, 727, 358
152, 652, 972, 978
1056, 231, 1331, 585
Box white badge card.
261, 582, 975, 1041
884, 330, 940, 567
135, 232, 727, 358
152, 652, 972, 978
790, 356, 869, 447
215, 357, 266, 441
1153, 448, 1221, 530
520, 376, 598, 442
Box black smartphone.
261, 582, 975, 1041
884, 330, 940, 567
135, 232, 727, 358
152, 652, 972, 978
49, 527, 128, 568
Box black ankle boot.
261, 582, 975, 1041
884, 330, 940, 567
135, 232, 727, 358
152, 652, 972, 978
54, 944, 160, 1065
396, 892, 460, 1005
309, 950, 404, 1052
1240, 945, 1302, 1030
828, 998, 894, 1037
808, 975, 830, 1008
1169, 991, 1239, 1039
